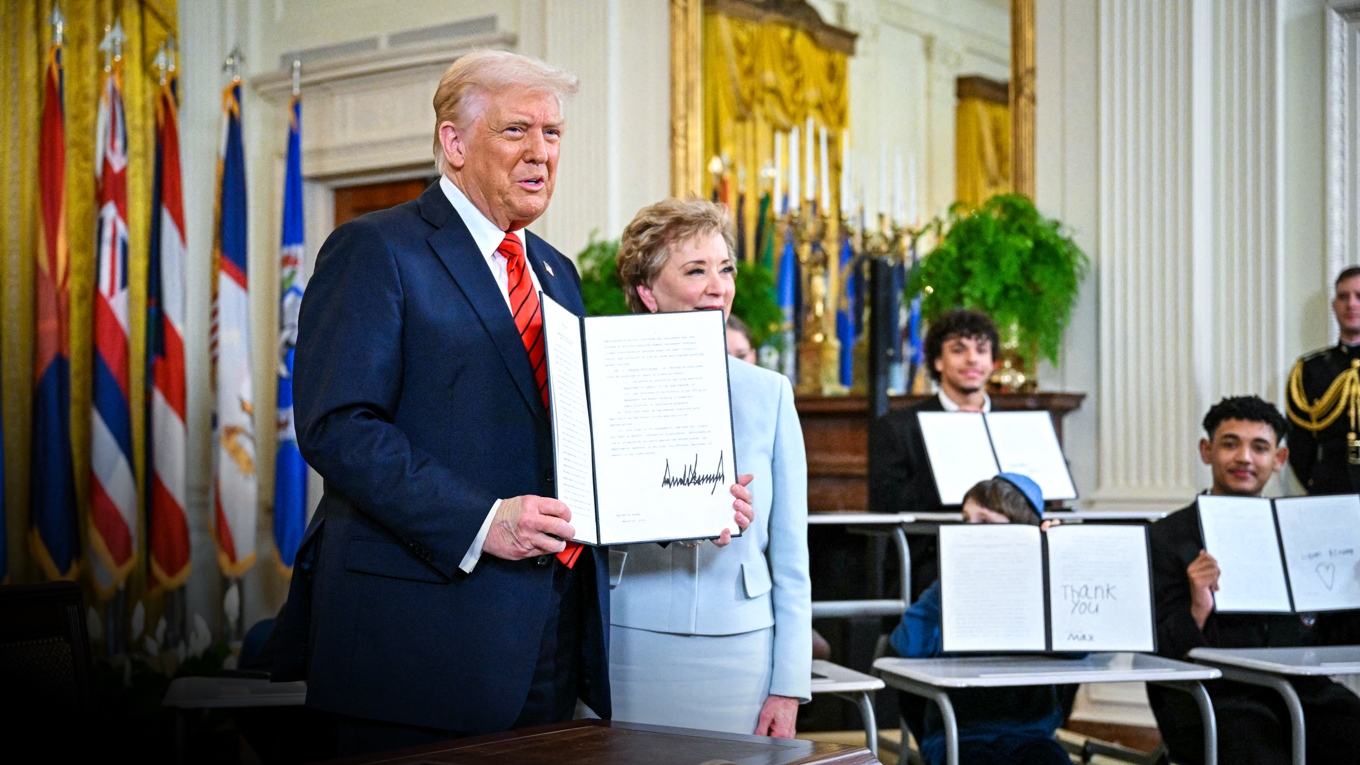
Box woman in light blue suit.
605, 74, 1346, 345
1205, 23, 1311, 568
609, 198, 812, 738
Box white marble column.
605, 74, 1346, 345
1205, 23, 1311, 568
1091, 0, 1285, 510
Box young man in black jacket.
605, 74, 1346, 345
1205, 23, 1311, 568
1148, 395, 1360, 765
868, 309, 997, 599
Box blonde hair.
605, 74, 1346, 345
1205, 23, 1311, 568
431, 50, 579, 172
617, 198, 736, 314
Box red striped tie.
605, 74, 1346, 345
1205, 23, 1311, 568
499, 232, 583, 569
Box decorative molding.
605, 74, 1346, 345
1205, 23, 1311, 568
249, 33, 517, 181
1010, 0, 1036, 199
1326, 5, 1360, 342
670, 0, 703, 197
956, 75, 1008, 105
1097, 0, 1199, 500
1209, 0, 1285, 402
1093, 0, 1286, 507
252, 32, 517, 100
705, 0, 858, 54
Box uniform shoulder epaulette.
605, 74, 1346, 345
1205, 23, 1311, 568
1301, 346, 1334, 361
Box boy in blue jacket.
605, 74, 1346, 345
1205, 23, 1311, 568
890, 473, 1070, 765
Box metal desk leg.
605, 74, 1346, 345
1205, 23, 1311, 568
834, 691, 879, 758
175, 708, 187, 765
893, 526, 911, 603
1208, 664, 1306, 765
1151, 680, 1217, 765
880, 674, 959, 765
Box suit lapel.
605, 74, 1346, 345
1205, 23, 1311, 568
525, 236, 571, 313
419, 187, 545, 418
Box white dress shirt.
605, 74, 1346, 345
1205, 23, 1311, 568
440, 176, 545, 573
938, 389, 992, 412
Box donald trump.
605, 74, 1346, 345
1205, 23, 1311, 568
275, 50, 752, 755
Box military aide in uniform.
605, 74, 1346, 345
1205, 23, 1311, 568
1287, 266, 1360, 494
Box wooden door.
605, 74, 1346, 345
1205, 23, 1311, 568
333, 177, 435, 227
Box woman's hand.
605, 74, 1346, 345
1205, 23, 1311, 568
712, 474, 755, 547
1039, 518, 1062, 532
754, 694, 799, 738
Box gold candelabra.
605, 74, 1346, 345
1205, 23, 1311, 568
779, 205, 917, 397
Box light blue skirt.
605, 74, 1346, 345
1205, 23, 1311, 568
609, 624, 774, 735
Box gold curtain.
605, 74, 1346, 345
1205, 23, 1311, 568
702, 11, 849, 259
955, 95, 1011, 208
0, 0, 176, 612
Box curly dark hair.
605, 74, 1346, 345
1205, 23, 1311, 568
923, 309, 999, 382
1202, 395, 1287, 444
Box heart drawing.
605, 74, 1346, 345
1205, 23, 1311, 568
1316, 562, 1336, 591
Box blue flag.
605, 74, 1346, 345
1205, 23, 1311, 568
274, 95, 308, 570
837, 234, 856, 387
775, 219, 799, 382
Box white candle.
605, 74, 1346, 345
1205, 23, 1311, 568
908, 154, 918, 225
878, 140, 887, 219
893, 147, 904, 226
788, 126, 801, 212
840, 131, 852, 217
773, 132, 784, 216
805, 116, 815, 202
819, 126, 830, 214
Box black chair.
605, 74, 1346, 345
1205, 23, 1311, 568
0, 581, 95, 749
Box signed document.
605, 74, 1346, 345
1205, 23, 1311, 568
1199, 495, 1360, 613
541, 295, 740, 546
939, 523, 1154, 653
918, 412, 1078, 506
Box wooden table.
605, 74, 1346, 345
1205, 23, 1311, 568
325, 719, 880, 764
797, 392, 1085, 514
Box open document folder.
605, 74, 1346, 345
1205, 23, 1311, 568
917, 411, 1078, 506
938, 524, 1155, 653
1198, 494, 1360, 613
541, 295, 741, 546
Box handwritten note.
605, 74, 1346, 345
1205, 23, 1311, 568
939, 524, 1047, 652
1198, 496, 1293, 613
1045, 525, 1154, 651
1275, 495, 1360, 612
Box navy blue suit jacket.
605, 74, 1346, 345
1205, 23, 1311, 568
274, 182, 610, 733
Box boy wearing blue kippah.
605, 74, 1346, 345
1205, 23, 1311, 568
890, 473, 1071, 765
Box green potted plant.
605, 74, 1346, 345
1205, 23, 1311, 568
576, 234, 783, 348
907, 194, 1089, 389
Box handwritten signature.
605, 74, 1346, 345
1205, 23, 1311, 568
661, 452, 726, 495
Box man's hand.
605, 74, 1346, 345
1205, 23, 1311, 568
754, 694, 799, 738
1187, 549, 1220, 630
713, 474, 755, 547
483, 496, 575, 561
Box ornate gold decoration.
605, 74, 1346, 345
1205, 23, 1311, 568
1010, 0, 1036, 200
671, 0, 704, 197
1288, 358, 1360, 464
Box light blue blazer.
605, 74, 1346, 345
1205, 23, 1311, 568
609, 357, 812, 702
